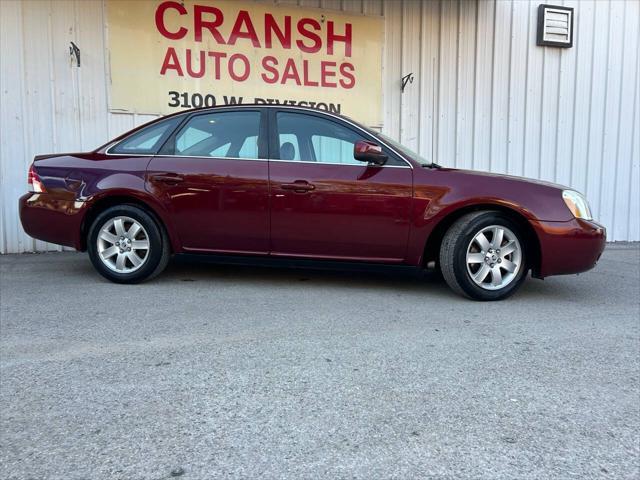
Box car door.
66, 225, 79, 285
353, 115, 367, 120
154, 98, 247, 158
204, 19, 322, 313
268, 110, 413, 262
146, 109, 270, 253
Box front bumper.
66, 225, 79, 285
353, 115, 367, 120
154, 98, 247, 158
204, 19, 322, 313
19, 193, 87, 250
531, 217, 606, 278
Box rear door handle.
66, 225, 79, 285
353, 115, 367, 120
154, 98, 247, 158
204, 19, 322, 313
281, 180, 315, 193
150, 173, 184, 184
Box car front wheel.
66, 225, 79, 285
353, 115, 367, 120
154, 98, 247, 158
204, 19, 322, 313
87, 205, 170, 283
440, 211, 528, 300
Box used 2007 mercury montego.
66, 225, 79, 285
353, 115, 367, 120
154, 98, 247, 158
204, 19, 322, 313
19, 105, 605, 300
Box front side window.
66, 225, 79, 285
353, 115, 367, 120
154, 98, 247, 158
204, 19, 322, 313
110, 116, 182, 155
275, 112, 405, 166
276, 112, 362, 165
173, 111, 261, 159
278, 133, 300, 161
311, 135, 357, 165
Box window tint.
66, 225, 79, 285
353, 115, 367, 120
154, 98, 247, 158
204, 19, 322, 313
238, 136, 259, 158
174, 111, 260, 159
278, 134, 300, 161
110, 116, 182, 155
311, 135, 359, 165
275, 112, 404, 166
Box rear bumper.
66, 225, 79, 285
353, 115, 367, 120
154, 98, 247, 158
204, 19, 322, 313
532, 218, 606, 278
19, 193, 87, 250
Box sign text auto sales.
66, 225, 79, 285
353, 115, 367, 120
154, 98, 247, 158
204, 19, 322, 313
156, 1, 355, 89
107, 0, 383, 123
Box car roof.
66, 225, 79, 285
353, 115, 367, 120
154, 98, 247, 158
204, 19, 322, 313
165, 103, 357, 123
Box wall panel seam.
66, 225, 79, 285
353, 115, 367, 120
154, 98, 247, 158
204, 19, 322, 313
597, 0, 613, 218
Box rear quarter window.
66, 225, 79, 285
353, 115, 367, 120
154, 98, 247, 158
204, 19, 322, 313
109, 116, 183, 155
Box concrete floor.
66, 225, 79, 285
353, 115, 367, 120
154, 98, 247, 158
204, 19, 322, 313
0, 245, 638, 479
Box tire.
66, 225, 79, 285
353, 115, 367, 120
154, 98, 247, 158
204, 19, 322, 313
87, 205, 170, 284
439, 211, 528, 301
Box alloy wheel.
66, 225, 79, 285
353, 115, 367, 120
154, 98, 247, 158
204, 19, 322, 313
96, 216, 150, 273
465, 225, 522, 290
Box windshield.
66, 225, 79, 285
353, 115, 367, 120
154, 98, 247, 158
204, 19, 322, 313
375, 132, 431, 165
354, 122, 431, 164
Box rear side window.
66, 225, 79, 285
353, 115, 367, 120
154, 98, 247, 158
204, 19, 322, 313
173, 111, 261, 159
110, 116, 182, 155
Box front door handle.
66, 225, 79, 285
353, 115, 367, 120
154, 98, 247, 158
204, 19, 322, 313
281, 180, 315, 193
150, 173, 184, 185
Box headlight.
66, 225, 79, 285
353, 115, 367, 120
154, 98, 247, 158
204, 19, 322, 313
562, 190, 592, 220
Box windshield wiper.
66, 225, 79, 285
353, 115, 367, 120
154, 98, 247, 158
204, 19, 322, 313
421, 162, 442, 169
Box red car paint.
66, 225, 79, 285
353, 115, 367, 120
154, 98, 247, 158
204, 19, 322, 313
19, 105, 605, 278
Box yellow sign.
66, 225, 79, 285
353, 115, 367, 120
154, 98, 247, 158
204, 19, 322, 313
107, 0, 383, 126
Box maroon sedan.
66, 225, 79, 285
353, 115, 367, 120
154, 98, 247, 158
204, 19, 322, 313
19, 105, 605, 300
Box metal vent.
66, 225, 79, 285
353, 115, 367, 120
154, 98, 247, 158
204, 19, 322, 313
537, 4, 574, 48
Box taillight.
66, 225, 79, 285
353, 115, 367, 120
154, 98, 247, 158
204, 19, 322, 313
27, 164, 46, 193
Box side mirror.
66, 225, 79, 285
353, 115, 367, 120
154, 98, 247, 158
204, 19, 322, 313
354, 140, 388, 165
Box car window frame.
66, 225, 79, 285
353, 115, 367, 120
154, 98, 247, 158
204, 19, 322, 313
157, 108, 268, 160
104, 107, 413, 168
268, 108, 411, 168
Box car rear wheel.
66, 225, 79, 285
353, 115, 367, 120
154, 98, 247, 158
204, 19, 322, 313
439, 211, 528, 300
87, 205, 170, 283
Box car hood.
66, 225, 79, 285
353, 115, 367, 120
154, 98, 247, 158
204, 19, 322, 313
445, 168, 570, 192
412, 166, 576, 222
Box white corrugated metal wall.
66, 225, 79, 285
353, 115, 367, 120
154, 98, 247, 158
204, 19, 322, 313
1, 0, 638, 253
